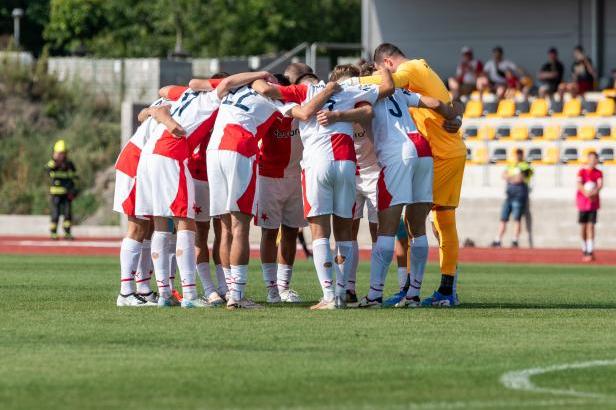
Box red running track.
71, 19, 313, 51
0, 236, 614, 265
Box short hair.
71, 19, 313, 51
575, 45, 584, 53
587, 150, 598, 159
548, 47, 558, 55
493, 46, 503, 54
273, 73, 291, 86
515, 148, 524, 156
284, 63, 313, 84
359, 61, 376, 76
373, 43, 405, 63
210, 72, 230, 79
329, 64, 360, 82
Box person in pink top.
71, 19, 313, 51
576, 151, 603, 262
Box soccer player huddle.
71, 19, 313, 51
113, 43, 467, 310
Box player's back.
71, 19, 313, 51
372, 89, 425, 164
259, 110, 302, 178
209, 85, 278, 157
299, 83, 378, 164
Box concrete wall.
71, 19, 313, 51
362, 0, 616, 80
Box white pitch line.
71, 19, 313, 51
500, 359, 616, 399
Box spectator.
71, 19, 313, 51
491, 148, 533, 248
576, 151, 603, 262
448, 46, 483, 99
559, 45, 596, 97
537, 47, 564, 97
481, 46, 520, 99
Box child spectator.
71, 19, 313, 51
576, 151, 603, 262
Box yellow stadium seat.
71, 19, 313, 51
542, 146, 559, 164
578, 126, 596, 141
543, 126, 561, 141
587, 98, 615, 117
511, 126, 529, 141
471, 146, 489, 164
464, 100, 483, 118
602, 89, 616, 98
486, 99, 516, 118
519, 98, 549, 118
558, 98, 582, 117
477, 126, 496, 140
580, 147, 598, 164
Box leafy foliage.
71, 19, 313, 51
0, 53, 119, 220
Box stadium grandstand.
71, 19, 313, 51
362, 0, 616, 248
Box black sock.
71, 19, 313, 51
437, 274, 454, 296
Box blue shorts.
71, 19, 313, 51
395, 218, 407, 240
500, 197, 526, 222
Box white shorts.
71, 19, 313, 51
377, 157, 433, 211
254, 175, 307, 229
301, 160, 356, 219
207, 149, 256, 217
113, 170, 136, 216
354, 165, 379, 224
135, 153, 195, 219
193, 180, 211, 222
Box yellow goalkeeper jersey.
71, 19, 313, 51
360, 59, 467, 159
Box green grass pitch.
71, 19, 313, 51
0, 254, 615, 410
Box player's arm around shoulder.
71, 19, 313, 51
215, 71, 274, 99
291, 81, 341, 121
316, 102, 373, 127
417, 95, 457, 120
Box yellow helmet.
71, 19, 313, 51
53, 140, 67, 153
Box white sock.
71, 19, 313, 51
176, 230, 197, 300
168, 234, 177, 291
586, 239, 594, 253
262, 263, 277, 290
151, 231, 172, 298
277, 264, 292, 293
223, 266, 232, 294
397, 267, 408, 291
120, 238, 142, 295
346, 240, 359, 292
230, 265, 248, 300
368, 235, 395, 300
312, 237, 334, 301
215, 264, 228, 295
197, 262, 216, 296
135, 239, 153, 294
581, 240, 587, 253
407, 235, 428, 298
334, 241, 354, 298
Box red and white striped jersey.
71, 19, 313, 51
277, 82, 379, 166
142, 88, 221, 162
258, 102, 302, 179
207, 85, 280, 158
372, 89, 432, 165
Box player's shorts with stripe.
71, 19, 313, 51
433, 155, 465, 208
377, 157, 433, 211
135, 153, 195, 219
207, 149, 257, 217
193, 180, 211, 222
353, 165, 379, 224
301, 160, 356, 219
254, 175, 307, 229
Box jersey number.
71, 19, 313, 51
387, 96, 402, 118
325, 98, 336, 111
171, 91, 199, 117
223, 88, 256, 112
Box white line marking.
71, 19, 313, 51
500, 359, 616, 399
